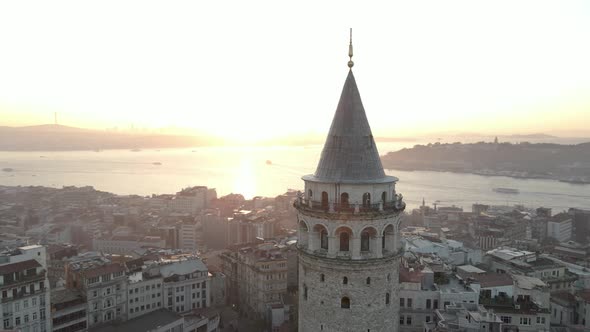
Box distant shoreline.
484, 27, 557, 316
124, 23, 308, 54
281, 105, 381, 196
383, 166, 590, 185
381, 141, 590, 186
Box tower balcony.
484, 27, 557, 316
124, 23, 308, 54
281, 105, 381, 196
293, 197, 405, 216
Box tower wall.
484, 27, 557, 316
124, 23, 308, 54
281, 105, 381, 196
298, 251, 400, 332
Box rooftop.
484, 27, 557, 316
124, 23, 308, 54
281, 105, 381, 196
90, 309, 182, 332
475, 273, 514, 288
0, 259, 41, 274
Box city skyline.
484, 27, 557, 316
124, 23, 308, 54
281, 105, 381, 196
1, 0, 590, 143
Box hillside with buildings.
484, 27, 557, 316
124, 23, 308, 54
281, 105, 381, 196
381, 141, 590, 184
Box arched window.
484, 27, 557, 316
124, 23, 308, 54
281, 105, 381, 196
366, 277, 371, 285
340, 192, 349, 208
361, 230, 370, 252
320, 274, 325, 282
321, 191, 329, 209
343, 277, 348, 285
362, 193, 371, 207
386, 293, 390, 305
382, 191, 387, 203
308, 189, 313, 199
340, 232, 350, 252
341, 297, 350, 309
387, 273, 391, 282
320, 229, 328, 250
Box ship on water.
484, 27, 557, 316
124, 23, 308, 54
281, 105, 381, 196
493, 187, 520, 194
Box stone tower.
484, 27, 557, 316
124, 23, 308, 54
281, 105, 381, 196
295, 34, 405, 332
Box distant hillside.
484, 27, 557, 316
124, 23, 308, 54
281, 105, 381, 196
0, 124, 223, 151
381, 141, 590, 184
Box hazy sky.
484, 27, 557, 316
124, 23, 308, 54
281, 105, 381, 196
1, 0, 589, 141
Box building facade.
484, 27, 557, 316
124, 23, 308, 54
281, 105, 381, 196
0, 245, 51, 332
295, 41, 405, 332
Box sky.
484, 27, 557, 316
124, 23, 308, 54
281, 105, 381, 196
1, 0, 590, 142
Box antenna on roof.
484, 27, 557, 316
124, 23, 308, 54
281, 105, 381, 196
348, 28, 354, 69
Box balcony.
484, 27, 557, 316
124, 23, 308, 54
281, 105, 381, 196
294, 198, 405, 216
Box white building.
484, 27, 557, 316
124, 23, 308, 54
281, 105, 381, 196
0, 245, 51, 332
65, 253, 128, 328
126, 272, 164, 319
296, 38, 405, 331
398, 266, 479, 332
93, 235, 166, 255
547, 214, 573, 242
159, 258, 210, 313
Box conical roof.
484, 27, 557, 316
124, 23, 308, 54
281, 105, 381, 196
312, 70, 387, 183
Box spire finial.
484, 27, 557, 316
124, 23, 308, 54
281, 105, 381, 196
348, 28, 354, 69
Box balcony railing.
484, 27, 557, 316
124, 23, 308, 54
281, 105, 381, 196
294, 198, 405, 214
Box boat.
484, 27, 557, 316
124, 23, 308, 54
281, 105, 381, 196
492, 187, 519, 194
152, 162, 162, 166
266, 160, 272, 165
2, 168, 14, 172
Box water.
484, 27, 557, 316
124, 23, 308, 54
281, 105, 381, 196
1, 142, 589, 212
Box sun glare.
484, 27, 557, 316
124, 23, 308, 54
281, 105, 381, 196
233, 157, 257, 199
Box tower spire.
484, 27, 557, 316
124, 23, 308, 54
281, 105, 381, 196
348, 28, 354, 69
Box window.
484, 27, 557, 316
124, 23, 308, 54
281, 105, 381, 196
362, 193, 371, 207
520, 317, 531, 325
320, 274, 325, 282
433, 300, 439, 309
24, 299, 28, 308
340, 232, 350, 252
400, 298, 405, 307
303, 285, 308, 300
15, 317, 21, 326
361, 231, 370, 252
425, 316, 431, 323
341, 297, 350, 309
321, 192, 329, 209
343, 277, 348, 285
406, 316, 412, 325
340, 193, 349, 208
320, 229, 328, 250
400, 315, 404, 325
501, 316, 512, 324
407, 298, 412, 308
93, 290, 98, 298
32, 297, 36, 306
366, 277, 371, 285
3, 319, 9, 329
385, 293, 390, 305
426, 299, 431, 309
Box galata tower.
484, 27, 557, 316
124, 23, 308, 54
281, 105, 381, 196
295, 30, 405, 332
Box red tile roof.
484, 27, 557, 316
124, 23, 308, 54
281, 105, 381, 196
399, 267, 423, 283
80, 263, 125, 279
475, 273, 514, 288
0, 259, 41, 275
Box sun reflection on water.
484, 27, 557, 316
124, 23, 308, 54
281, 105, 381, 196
233, 157, 257, 199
